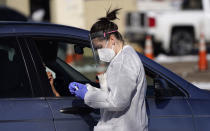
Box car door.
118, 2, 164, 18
188, 98, 210, 131
45, 58, 100, 131
145, 68, 195, 131
27, 36, 100, 131
0, 37, 55, 131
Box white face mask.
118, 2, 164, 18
97, 41, 115, 62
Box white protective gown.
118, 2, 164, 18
84, 45, 148, 131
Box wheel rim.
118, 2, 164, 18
171, 31, 193, 55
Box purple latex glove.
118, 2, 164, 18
68, 82, 87, 99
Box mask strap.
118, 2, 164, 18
104, 30, 118, 37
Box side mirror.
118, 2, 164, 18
154, 77, 168, 98
74, 45, 84, 54
154, 77, 168, 89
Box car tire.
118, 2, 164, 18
170, 29, 194, 55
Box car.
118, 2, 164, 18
0, 21, 210, 131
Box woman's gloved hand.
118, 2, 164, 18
68, 82, 88, 99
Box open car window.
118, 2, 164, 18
57, 42, 99, 82
31, 37, 99, 97
145, 68, 185, 98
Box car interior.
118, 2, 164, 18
33, 38, 99, 97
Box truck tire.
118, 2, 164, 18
170, 29, 194, 55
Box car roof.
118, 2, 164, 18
0, 21, 90, 45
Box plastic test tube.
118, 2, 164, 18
74, 84, 79, 90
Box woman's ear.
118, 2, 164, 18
110, 34, 115, 40
110, 34, 116, 45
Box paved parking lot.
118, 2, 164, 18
160, 61, 210, 82
153, 53, 210, 89
156, 55, 210, 90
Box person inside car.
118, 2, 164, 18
46, 71, 60, 97
43, 63, 60, 97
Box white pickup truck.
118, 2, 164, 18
125, 0, 210, 55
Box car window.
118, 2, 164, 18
33, 38, 97, 80
0, 37, 32, 98
182, 0, 202, 10
57, 42, 98, 81
145, 69, 185, 98
31, 37, 99, 97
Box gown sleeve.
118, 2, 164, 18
84, 51, 143, 111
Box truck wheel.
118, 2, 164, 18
170, 30, 194, 55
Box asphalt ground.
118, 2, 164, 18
159, 61, 210, 83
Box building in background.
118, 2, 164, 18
0, 0, 185, 33
0, 0, 138, 56
84, 0, 137, 35
0, 0, 137, 33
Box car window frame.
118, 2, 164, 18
19, 37, 50, 97
24, 37, 55, 97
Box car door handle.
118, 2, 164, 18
60, 107, 93, 114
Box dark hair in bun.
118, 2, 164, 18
90, 8, 124, 43
99, 8, 121, 22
